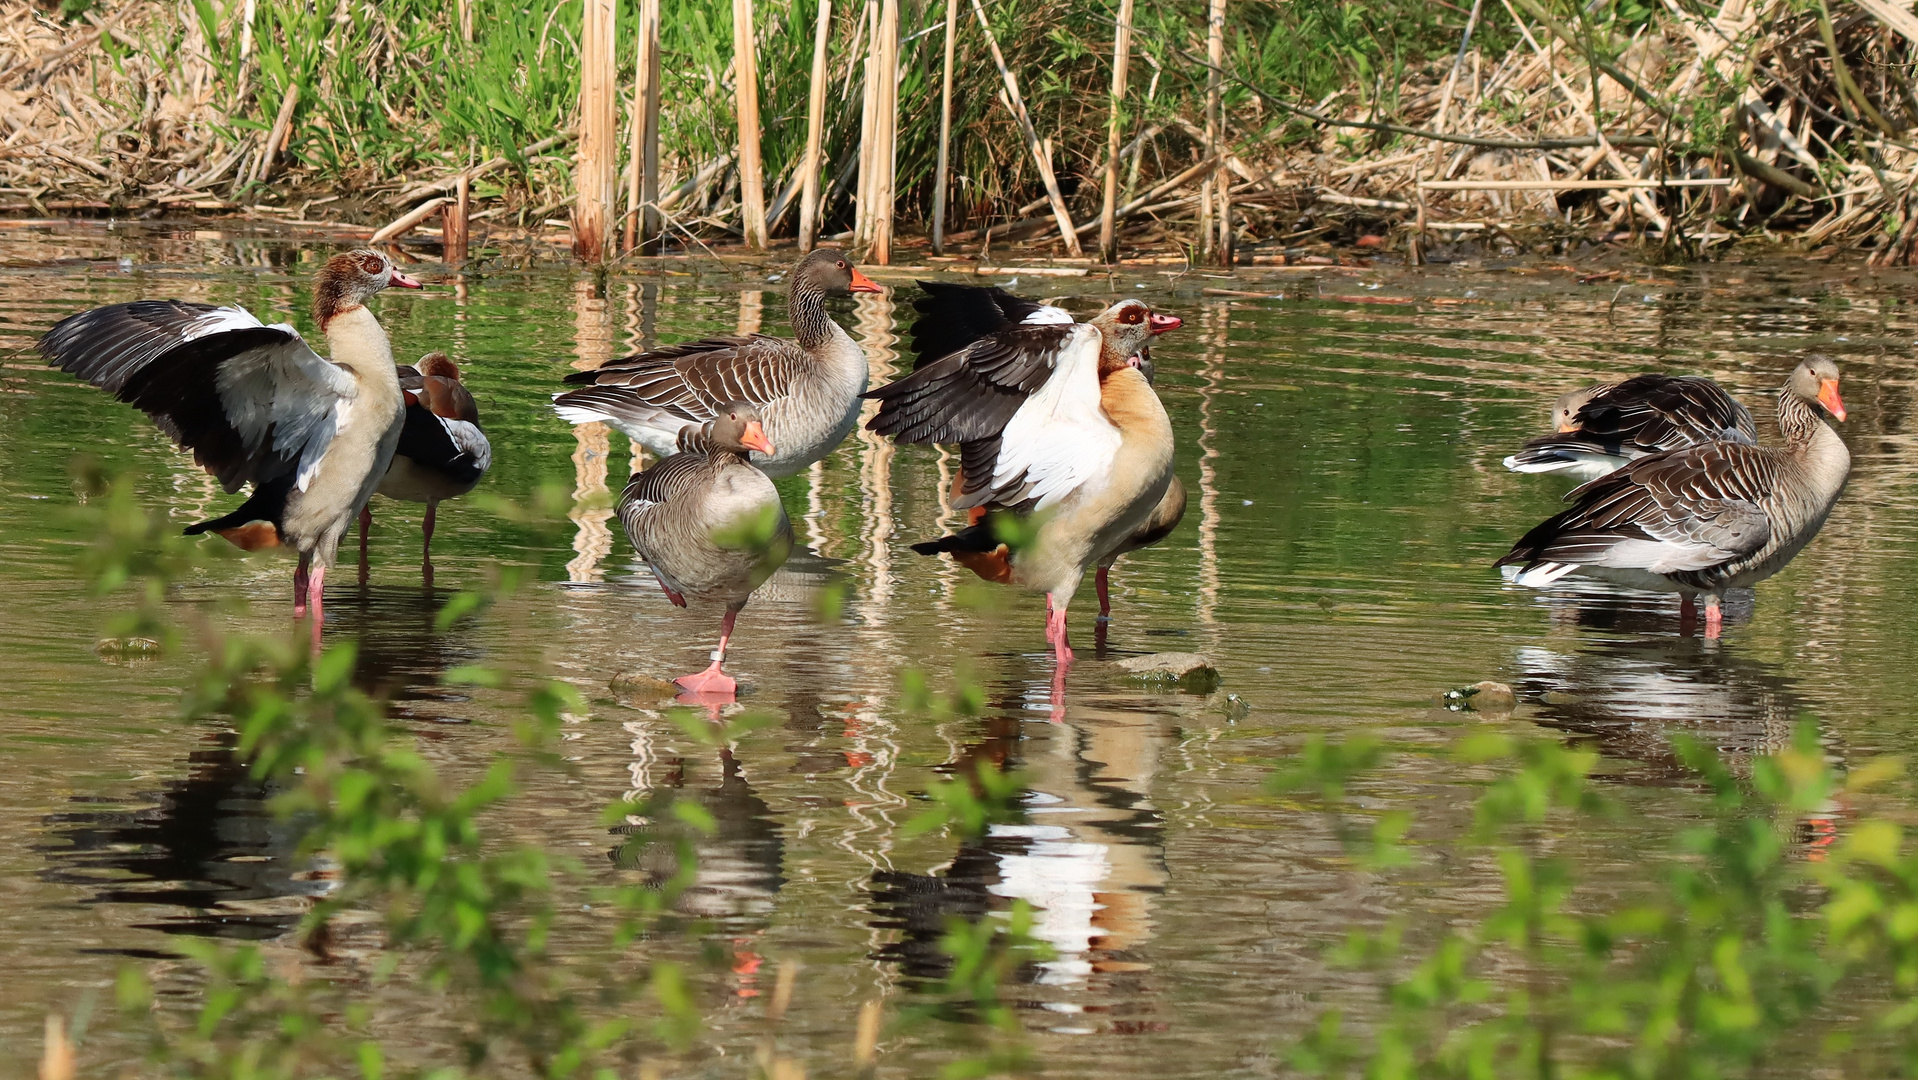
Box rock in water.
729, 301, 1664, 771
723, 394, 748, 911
1442, 680, 1516, 717
1117, 652, 1220, 693
610, 671, 680, 704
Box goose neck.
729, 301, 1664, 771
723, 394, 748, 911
323, 305, 398, 381
1775, 388, 1826, 448
788, 278, 836, 351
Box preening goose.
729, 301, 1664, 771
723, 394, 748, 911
866, 284, 1182, 668
360, 351, 492, 581
1504, 373, 1757, 483
619, 402, 793, 696
554, 248, 882, 477
1498, 356, 1849, 637
39, 249, 421, 630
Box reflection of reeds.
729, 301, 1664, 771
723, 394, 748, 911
1195, 300, 1225, 630
853, 289, 899, 615
567, 281, 617, 583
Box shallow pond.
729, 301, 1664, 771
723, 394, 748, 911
3, 222, 1917, 1076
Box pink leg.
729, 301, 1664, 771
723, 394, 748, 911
675, 607, 741, 696
1704, 596, 1723, 639
305, 562, 327, 647
1095, 567, 1112, 622
294, 553, 311, 617
1045, 594, 1074, 667
421, 502, 437, 587
358, 506, 371, 586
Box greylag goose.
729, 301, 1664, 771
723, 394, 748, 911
39, 249, 420, 630
1095, 350, 1185, 620
619, 402, 793, 696
1498, 356, 1848, 637
866, 284, 1181, 668
359, 351, 492, 582
553, 248, 882, 477
1504, 373, 1756, 482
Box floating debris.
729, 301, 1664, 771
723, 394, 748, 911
94, 637, 161, 659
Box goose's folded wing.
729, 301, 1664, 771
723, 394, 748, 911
908, 281, 1065, 370
1503, 443, 1776, 573
40, 300, 354, 493
619, 453, 711, 515
1579, 375, 1757, 449
555, 336, 805, 424
864, 321, 1078, 444
394, 401, 492, 484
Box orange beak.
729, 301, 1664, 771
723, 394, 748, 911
740, 420, 776, 455
390, 270, 425, 289
1818, 378, 1846, 422
848, 267, 884, 294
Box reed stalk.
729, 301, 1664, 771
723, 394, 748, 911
733, 0, 768, 248
930, 0, 957, 255
573, 0, 619, 262
1099, 0, 1133, 264
869, 0, 899, 262
798, 0, 832, 252
968, 0, 1080, 255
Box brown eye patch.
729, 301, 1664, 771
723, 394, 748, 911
358, 254, 384, 275
1119, 306, 1144, 324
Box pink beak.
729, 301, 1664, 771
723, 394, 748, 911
1148, 312, 1182, 334
390, 270, 425, 289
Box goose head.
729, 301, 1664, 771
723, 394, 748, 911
793, 248, 883, 297
1787, 355, 1846, 422
314, 248, 423, 329
417, 351, 461, 380
1553, 385, 1599, 432
708, 401, 777, 456
1090, 298, 1182, 374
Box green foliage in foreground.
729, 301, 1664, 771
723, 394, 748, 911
1278, 727, 1918, 1079
70, 470, 1045, 1078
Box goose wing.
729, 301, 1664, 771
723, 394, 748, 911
863, 318, 1079, 445
39, 300, 355, 494
618, 452, 713, 520
1499, 441, 1777, 577
395, 372, 491, 485
908, 280, 1062, 370
1506, 374, 1756, 474
555, 335, 809, 428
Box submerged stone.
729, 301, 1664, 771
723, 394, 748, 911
1118, 652, 1221, 693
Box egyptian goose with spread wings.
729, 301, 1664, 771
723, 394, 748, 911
1504, 373, 1756, 483
1498, 356, 1849, 637
38, 249, 421, 630
866, 284, 1181, 667
360, 351, 492, 581
554, 248, 882, 477
619, 403, 793, 697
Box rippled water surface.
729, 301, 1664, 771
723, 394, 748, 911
5, 222, 1918, 1075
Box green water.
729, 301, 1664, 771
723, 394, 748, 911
3, 223, 1916, 1076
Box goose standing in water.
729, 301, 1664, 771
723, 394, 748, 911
1095, 349, 1186, 622
554, 248, 882, 477
1499, 356, 1849, 637
1504, 373, 1756, 482
867, 286, 1182, 675
619, 403, 793, 697
360, 351, 492, 584
38, 249, 421, 634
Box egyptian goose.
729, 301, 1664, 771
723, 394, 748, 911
618, 402, 793, 696
1498, 356, 1849, 637
866, 285, 1182, 668
359, 351, 492, 581
1095, 350, 1185, 620
1504, 373, 1756, 482
38, 249, 421, 630
554, 248, 882, 477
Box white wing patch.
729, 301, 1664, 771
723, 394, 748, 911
992, 324, 1120, 509
179, 305, 270, 341
211, 328, 355, 491
439, 417, 493, 471
1021, 305, 1074, 326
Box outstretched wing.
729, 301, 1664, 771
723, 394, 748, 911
40, 300, 354, 493
908, 280, 1062, 370
864, 320, 1079, 445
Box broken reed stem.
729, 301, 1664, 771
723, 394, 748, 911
1202, 0, 1228, 265
1099, 0, 1133, 263
799, 0, 833, 252
443, 172, 469, 264
870, 0, 899, 262
573, 0, 618, 262
930, 0, 957, 255
733, 0, 767, 248
252, 81, 299, 186
636, 0, 662, 253
968, 0, 1081, 254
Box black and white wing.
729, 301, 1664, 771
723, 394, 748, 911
908, 280, 1062, 371
1506, 374, 1757, 476
40, 300, 356, 493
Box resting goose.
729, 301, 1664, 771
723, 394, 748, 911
1504, 373, 1756, 483
39, 249, 421, 629
554, 248, 882, 477
866, 285, 1182, 667
1498, 356, 1849, 637
359, 351, 492, 581
619, 402, 793, 696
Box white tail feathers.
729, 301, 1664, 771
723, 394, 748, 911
1510, 561, 1582, 588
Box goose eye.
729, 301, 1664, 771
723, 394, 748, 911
837, 261, 847, 269
358, 254, 384, 275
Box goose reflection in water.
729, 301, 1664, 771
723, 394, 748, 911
870, 689, 1169, 1029
36, 734, 328, 946
609, 744, 786, 923
1510, 594, 1845, 854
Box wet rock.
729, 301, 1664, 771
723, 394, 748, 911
95, 637, 161, 659
1442, 680, 1516, 716
1117, 652, 1220, 693
610, 671, 679, 704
